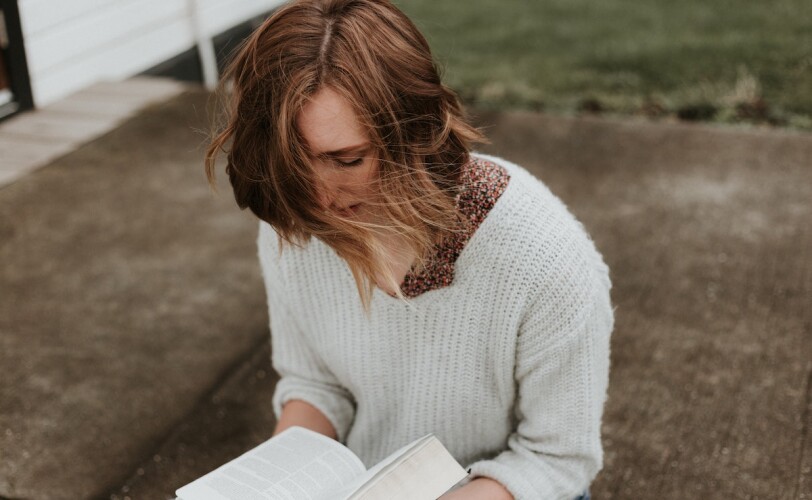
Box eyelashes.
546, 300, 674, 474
335, 158, 364, 167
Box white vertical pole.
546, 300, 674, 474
187, 0, 219, 89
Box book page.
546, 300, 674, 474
330, 435, 433, 499
351, 438, 468, 500
331, 435, 468, 500
176, 427, 366, 500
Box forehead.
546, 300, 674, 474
297, 87, 368, 154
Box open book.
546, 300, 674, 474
176, 426, 469, 500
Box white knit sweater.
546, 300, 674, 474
258, 153, 614, 499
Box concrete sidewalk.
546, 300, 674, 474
1, 87, 810, 499
0, 77, 187, 188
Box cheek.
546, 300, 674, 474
364, 164, 379, 196
361, 160, 380, 188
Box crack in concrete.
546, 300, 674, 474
794, 361, 812, 499
104, 334, 271, 499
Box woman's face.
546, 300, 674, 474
297, 87, 378, 220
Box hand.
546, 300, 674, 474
273, 400, 337, 439
440, 477, 513, 500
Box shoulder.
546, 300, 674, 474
257, 221, 287, 292
471, 153, 606, 267
471, 153, 611, 300
472, 155, 613, 354
257, 221, 326, 289
472, 152, 577, 230
258, 220, 287, 272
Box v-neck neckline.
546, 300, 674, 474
374, 156, 513, 302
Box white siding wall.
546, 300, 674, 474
18, 0, 285, 106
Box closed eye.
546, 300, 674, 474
335, 157, 364, 167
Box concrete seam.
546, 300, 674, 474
794, 361, 812, 500
104, 333, 272, 499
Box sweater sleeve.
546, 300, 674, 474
462, 239, 614, 499
258, 222, 356, 443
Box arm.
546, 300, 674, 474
259, 222, 356, 442
459, 245, 614, 499
273, 399, 337, 439
440, 478, 513, 500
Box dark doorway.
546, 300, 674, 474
0, 0, 34, 121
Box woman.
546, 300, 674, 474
206, 1, 613, 498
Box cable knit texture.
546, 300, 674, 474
258, 153, 614, 500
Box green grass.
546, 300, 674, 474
394, 0, 812, 128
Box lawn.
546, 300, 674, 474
395, 0, 812, 128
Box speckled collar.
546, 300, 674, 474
396, 157, 511, 298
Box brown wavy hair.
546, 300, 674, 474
205, 0, 486, 311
